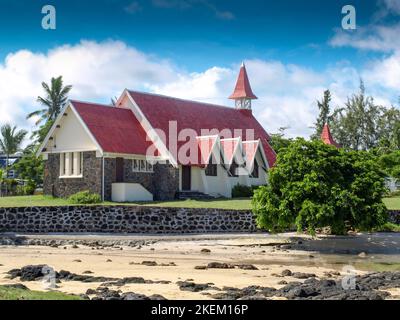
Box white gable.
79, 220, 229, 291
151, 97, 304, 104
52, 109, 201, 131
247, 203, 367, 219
43, 105, 98, 153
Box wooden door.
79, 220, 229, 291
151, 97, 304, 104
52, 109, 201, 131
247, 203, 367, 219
116, 158, 124, 183
182, 166, 191, 191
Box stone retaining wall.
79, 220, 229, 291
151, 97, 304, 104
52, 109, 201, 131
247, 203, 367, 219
0, 206, 256, 234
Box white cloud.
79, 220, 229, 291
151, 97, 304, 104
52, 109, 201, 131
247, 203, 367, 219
0, 40, 178, 134
0, 40, 397, 143
330, 25, 400, 52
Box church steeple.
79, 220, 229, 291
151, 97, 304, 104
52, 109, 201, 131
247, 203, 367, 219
229, 62, 258, 110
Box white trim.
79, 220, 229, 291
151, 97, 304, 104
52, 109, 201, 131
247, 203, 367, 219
69, 102, 104, 155
59, 175, 83, 179
102, 152, 164, 161
37, 103, 69, 157
196, 135, 220, 166
42, 147, 98, 154
37, 101, 104, 157
102, 157, 105, 202
120, 90, 178, 167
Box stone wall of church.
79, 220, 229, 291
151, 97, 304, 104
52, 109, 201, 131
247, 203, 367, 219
0, 206, 257, 234
43, 152, 102, 198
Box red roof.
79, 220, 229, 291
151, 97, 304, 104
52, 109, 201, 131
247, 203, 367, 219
229, 63, 258, 100
321, 124, 340, 148
196, 136, 218, 167
243, 141, 259, 169
128, 91, 276, 167
221, 139, 240, 165
72, 101, 157, 155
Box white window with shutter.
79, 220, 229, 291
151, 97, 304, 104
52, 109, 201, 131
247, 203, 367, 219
60, 152, 83, 178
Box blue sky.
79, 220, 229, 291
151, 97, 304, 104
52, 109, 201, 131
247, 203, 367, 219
0, 0, 382, 70
0, 0, 399, 137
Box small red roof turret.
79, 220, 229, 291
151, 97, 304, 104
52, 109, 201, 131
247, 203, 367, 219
321, 123, 340, 148
229, 63, 258, 100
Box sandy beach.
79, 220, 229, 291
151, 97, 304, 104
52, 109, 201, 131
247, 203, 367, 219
0, 233, 399, 300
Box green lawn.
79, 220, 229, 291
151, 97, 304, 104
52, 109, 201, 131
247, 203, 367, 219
0, 195, 398, 211
384, 197, 400, 210
0, 285, 82, 300
0, 195, 252, 210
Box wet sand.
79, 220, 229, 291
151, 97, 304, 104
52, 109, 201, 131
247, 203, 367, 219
0, 233, 399, 299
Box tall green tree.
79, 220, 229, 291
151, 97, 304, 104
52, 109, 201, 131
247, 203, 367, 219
269, 127, 293, 154
252, 139, 388, 235
13, 147, 44, 194
27, 76, 72, 143
330, 81, 383, 151
0, 124, 27, 194
376, 107, 400, 153
379, 151, 400, 180
312, 90, 332, 140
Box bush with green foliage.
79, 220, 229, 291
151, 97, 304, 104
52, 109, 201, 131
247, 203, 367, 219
379, 151, 400, 180
232, 185, 253, 198
16, 181, 36, 196
68, 191, 102, 204
387, 190, 400, 198
13, 151, 44, 190
252, 139, 388, 235
232, 184, 263, 198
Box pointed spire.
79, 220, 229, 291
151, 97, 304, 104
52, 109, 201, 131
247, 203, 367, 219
321, 123, 340, 148
229, 63, 258, 100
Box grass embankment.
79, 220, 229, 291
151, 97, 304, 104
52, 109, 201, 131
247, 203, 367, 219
0, 285, 81, 300
383, 197, 400, 210
0, 195, 252, 210
0, 195, 398, 211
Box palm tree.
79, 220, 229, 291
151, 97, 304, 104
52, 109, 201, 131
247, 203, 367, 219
27, 76, 72, 125
0, 124, 27, 195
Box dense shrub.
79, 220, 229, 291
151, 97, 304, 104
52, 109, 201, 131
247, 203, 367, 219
16, 180, 36, 196
68, 191, 102, 204
387, 190, 400, 198
252, 139, 388, 235
232, 185, 253, 198
232, 185, 262, 198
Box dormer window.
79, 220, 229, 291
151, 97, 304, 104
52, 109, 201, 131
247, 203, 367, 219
205, 158, 217, 177
229, 161, 239, 177
251, 160, 259, 178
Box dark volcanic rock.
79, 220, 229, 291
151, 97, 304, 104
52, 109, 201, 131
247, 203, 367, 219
281, 269, 293, 277
7, 265, 49, 281
177, 281, 218, 292
291, 272, 316, 279
194, 266, 207, 270
86, 287, 167, 300
211, 272, 400, 300
207, 262, 235, 269
142, 261, 158, 267
236, 264, 259, 270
